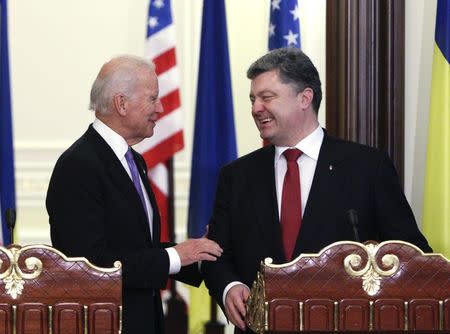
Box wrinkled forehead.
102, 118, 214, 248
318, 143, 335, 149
250, 69, 295, 95
135, 69, 159, 94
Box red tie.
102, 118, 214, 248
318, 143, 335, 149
281, 148, 302, 261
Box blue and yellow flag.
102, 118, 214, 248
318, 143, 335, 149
187, 0, 237, 332
0, 0, 15, 245
423, 0, 450, 258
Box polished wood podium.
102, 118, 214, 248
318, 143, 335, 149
246, 241, 450, 333
0, 244, 122, 334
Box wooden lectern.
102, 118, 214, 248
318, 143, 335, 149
0, 244, 122, 334
246, 241, 450, 332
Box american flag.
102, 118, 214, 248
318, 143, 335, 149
263, 0, 301, 146
135, 0, 183, 242
268, 0, 301, 50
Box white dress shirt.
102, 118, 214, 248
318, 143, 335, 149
92, 118, 181, 274
274, 125, 324, 218
222, 125, 325, 305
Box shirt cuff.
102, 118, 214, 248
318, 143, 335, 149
166, 247, 181, 275
222, 281, 250, 306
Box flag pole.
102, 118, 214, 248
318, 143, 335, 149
188, 0, 235, 332
205, 299, 224, 334
164, 158, 188, 334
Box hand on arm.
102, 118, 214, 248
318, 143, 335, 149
224, 284, 250, 331
174, 238, 223, 266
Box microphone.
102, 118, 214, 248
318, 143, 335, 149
5, 208, 16, 244
346, 209, 360, 242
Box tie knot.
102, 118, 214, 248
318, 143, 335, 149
283, 148, 302, 162
125, 148, 134, 163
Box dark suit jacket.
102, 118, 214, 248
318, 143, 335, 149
203, 134, 431, 334
46, 125, 201, 334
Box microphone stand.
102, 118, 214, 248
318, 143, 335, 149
347, 209, 360, 243
164, 159, 188, 334
5, 208, 16, 244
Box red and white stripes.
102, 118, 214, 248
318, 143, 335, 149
134, 10, 183, 242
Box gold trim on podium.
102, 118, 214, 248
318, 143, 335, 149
246, 240, 450, 333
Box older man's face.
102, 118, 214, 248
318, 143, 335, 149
124, 69, 163, 145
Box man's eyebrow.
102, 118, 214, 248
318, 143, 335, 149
256, 89, 276, 95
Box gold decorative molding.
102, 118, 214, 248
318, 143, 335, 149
344, 242, 400, 296
246, 271, 266, 334
0, 244, 121, 300
0, 245, 43, 299
247, 240, 450, 333
263, 240, 449, 269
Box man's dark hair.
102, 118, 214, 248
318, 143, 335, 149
247, 48, 322, 113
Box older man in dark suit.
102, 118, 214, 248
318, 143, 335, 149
202, 48, 431, 333
46, 55, 222, 334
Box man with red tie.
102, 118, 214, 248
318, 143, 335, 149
202, 48, 431, 333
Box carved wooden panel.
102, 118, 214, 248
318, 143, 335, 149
269, 299, 298, 332
247, 241, 450, 332
53, 303, 83, 334
326, 0, 406, 184
0, 245, 122, 334
409, 299, 439, 331
0, 304, 12, 334
89, 303, 118, 334
339, 299, 369, 331
17, 303, 48, 334
304, 299, 334, 331
374, 298, 404, 330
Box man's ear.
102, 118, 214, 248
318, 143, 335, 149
113, 94, 127, 116
299, 87, 314, 109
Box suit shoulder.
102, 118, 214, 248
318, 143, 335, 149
51, 130, 105, 177
326, 135, 388, 160
222, 146, 272, 171
55, 135, 95, 165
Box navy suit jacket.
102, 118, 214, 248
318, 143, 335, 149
203, 134, 431, 333
47, 125, 201, 333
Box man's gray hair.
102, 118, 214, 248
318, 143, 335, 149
247, 48, 322, 112
89, 55, 155, 115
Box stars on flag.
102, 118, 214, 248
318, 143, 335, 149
272, 0, 282, 11
148, 16, 158, 29
153, 0, 164, 9
283, 29, 299, 46
269, 23, 276, 37
147, 0, 172, 36
268, 0, 301, 50
290, 4, 301, 21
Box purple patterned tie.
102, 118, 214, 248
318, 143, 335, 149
125, 148, 149, 220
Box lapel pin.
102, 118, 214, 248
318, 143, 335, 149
329, 165, 333, 171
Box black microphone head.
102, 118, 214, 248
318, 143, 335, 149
5, 208, 16, 229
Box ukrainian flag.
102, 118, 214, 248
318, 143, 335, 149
187, 0, 236, 332
423, 0, 450, 258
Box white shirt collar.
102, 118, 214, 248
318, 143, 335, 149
274, 125, 324, 163
92, 118, 129, 160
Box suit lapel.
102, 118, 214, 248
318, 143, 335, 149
132, 150, 161, 246
293, 134, 347, 255
85, 126, 154, 242
253, 146, 285, 263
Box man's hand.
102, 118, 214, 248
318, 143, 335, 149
225, 284, 250, 331
174, 238, 223, 266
